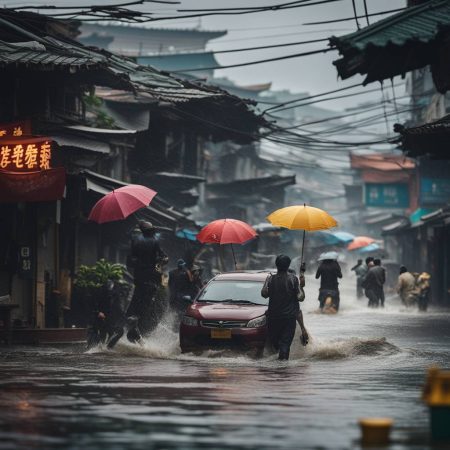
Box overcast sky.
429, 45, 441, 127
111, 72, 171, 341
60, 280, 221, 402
6, 0, 407, 113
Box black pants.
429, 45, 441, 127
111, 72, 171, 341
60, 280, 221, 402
418, 292, 429, 311
375, 286, 385, 307
268, 316, 296, 360
127, 281, 158, 335
365, 289, 379, 308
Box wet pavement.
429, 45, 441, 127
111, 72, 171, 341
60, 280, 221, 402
1, 276, 450, 450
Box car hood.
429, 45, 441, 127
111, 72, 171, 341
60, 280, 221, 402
189, 303, 267, 320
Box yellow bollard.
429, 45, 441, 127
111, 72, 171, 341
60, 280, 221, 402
422, 367, 450, 440
359, 418, 393, 446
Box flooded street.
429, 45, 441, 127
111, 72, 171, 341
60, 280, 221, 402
1, 278, 450, 450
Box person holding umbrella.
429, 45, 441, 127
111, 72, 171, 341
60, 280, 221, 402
261, 255, 308, 361
316, 255, 343, 312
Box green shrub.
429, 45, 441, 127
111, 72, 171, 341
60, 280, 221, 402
75, 259, 125, 290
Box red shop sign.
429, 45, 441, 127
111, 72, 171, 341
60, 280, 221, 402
0, 136, 52, 172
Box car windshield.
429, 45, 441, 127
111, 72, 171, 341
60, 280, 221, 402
198, 280, 268, 306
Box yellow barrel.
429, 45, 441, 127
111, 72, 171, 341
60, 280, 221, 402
359, 418, 393, 446
422, 367, 450, 440
422, 367, 450, 406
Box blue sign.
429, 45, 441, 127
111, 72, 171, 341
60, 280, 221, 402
420, 177, 450, 206
365, 183, 409, 208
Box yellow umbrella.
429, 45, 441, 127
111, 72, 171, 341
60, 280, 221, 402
267, 204, 337, 270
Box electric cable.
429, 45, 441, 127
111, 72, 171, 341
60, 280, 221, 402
265, 83, 404, 114
172, 47, 334, 72
303, 7, 405, 25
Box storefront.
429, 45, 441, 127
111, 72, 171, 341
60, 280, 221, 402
0, 123, 67, 336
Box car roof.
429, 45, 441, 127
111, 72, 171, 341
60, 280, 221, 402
211, 270, 273, 282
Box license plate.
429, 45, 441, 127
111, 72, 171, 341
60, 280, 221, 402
211, 329, 232, 339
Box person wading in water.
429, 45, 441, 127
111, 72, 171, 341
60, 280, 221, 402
261, 255, 308, 360
127, 220, 168, 340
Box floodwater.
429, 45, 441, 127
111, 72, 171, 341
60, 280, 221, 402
1, 276, 450, 450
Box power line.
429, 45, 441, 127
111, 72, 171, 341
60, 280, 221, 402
351, 0, 360, 30
225, 24, 352, 32
268, 102, 403, 128
208, 29, 353, 45
362, 0, 370, 26
38, 0, 346, 22
178, 0, 343, 13
303, 7, 405, 25
167, 103, 398, 153
173, 47, 333, 73
295, 104, 412, 137
212, 37, 330, 54
266, 83, 404, 114
263, 83, 362, 111
15, 0, 179, 8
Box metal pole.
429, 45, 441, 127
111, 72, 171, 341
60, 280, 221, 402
230, 244, 237, 270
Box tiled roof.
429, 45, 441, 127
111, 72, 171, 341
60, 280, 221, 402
330, 0, 450, 85
395, 115, 450, 158
0, 40, 102, 68
397, 114, 450, 135
0, 10, 261, 111
331, 0, 450, 52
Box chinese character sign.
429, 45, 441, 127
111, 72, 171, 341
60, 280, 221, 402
365, 183, 409, 208
0, 137, 52, 172
0, 120, 32, 138
18, 245, 33, 279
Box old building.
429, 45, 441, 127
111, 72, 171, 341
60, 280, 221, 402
0, 10, 265, 342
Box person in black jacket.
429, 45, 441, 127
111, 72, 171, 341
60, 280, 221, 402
127, 220, 168, 339
261, 255, 307, 360
168, 259, 193, 321
315, 259, 342, 311
363, 259, 386, 308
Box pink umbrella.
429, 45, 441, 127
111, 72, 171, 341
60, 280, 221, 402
347, 236, 375, 251
197, 219, 257, 269
88, 184, 157, 224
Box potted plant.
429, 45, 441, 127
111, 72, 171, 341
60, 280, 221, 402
72, 259, 126, 327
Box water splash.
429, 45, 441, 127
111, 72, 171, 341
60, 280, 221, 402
88, 310, 400, 366
302, 337, 400, 360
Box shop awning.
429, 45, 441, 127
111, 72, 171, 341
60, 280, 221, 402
0, 167, 66, 202
381, 219, 406, 235
52, 134, 111, 154
208, 175, 296, 197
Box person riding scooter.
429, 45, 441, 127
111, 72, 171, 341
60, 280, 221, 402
316, 258, 342, 312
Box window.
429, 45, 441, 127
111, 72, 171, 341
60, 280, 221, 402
198, 280, 268, 305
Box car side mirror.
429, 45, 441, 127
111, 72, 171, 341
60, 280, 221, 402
182, 295, 192, 303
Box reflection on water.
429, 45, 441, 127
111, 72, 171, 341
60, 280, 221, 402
1, 278, 450, 449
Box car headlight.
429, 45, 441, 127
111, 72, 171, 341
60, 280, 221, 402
247, 315, 267, 328
181, 315, 198, 327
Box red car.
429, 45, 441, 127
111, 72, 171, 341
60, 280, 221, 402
179, 271, 271, 355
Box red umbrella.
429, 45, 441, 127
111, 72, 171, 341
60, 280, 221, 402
88, 184, 157, 224
197, 219, 257, 269
347, 236, 375, 251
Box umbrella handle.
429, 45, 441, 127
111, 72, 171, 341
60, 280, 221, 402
300, 229, 306, 274
230, 243, 237, 270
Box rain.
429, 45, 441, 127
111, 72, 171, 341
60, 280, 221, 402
1, 1, 450, 449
